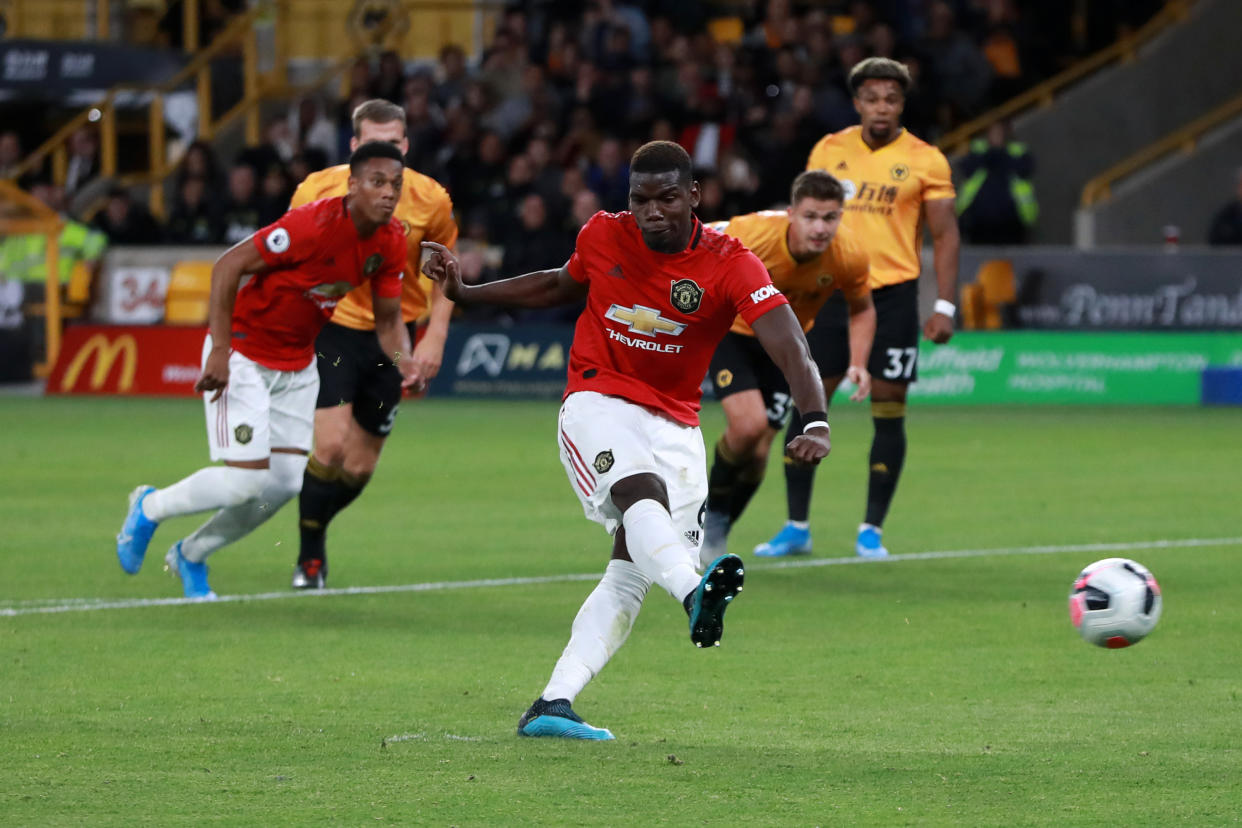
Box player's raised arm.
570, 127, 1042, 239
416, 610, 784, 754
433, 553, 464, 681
420, 241, 587, 308
923, 197, 959, 344
751, 304, 832, 464
197, 237, 268, 400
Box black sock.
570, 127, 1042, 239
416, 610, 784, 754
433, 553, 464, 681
730, 465, 765, 525
706, 438, 745, 524
298, 457, 337, 565
865, 408, 906, 527
783, 411, 816, 522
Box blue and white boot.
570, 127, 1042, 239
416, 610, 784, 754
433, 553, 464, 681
517, 698, 614, 740
165, 541, 218, 600
116, 485, 158, 574
856, 523, 890, 559
753, 522, 812, 557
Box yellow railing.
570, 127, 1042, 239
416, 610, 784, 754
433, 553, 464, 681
936, 0, 1196, 156
1080, 92, 1242, 206
7, 4, 275, 217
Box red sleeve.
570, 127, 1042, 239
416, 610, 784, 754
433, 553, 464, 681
726, 250, 788, 325
370, 229, 405, 299
566, 211, 607, 283
252, 204, 320, 268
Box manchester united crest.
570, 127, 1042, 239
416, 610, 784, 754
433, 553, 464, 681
669, 278, 703, 313
364, 253, 383, 275
593, 450, 614, 474
234, 424, 253, 445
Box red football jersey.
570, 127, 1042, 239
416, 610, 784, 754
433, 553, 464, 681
237, 197, 405, 370
565, 211, 787, 426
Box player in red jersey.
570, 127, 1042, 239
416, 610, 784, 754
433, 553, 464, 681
421, 141, 832, 740
116, 142, 420, 599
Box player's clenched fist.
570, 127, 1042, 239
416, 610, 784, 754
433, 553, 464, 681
785, 427, 831, 465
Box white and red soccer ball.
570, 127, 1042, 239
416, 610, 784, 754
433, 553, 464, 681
1068, 557, 1163, 648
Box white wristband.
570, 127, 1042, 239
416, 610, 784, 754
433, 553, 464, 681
802, 420, 829, 434
933, 299, 956, 317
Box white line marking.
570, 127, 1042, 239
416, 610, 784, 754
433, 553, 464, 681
3, 536, 1238, 618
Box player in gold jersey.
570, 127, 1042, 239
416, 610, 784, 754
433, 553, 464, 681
700, 171, 876, 565
289, 100, 458, 588
757, 57, 960, 560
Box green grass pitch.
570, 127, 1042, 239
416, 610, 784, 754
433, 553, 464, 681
1, 396, 1239, 825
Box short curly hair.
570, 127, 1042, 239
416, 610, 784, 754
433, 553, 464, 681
848, 57, 911, 96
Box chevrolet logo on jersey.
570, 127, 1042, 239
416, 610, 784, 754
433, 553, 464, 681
605, 304, 686, 337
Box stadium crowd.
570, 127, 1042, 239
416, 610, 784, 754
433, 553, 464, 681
4, 0, 1172, 305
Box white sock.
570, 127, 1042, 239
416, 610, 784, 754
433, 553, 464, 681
143, 465, 269, 522
790, 520, 810, 531
542, 559, 650, 703
620, 499, 701, 602
179, 454, 307, 563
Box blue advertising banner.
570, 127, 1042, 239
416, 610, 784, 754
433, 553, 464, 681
427, 324, 573, 399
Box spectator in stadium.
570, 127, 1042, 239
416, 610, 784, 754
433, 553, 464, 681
434, 44, 470, 111
919, 1, 993, 120
92, 186, 164, 246
166, 175, 219, 245
585, 137, 630, 212
1207, 168, 1242, 246
0, 130, 22, 179
0, 180, 106, 311
289, 97, 338, 167
956, 120, 1038, 245
178, 139, 223, 190
64, 127, 101, 197
373, 50, 406, 105
216, 163, 263, 245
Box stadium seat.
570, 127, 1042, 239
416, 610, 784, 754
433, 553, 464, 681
164, 260, 214, 325
707, 17, 744, 44
960, 283, 986, 330
975, 259, 1016, 330
62, 262, 94, 319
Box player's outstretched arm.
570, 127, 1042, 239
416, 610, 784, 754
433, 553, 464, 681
197, 237, 266, 401
923, 197, 959, 344
752, 304, 831, 464
845, 292, 876, 401
421, 241, 587, 308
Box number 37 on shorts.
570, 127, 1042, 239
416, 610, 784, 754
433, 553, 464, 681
882, 347, 918, 380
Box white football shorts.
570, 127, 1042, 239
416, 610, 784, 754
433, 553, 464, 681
557, 390, 707, 548
202, 334, 319, 462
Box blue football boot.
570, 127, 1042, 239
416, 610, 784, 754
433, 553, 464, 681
165, 541, 218, 600
116, 485, 158, 574
856, 523, 890, 559
517, 698, 614, 740
753, 523, 812, 557
688, 554, 745, 648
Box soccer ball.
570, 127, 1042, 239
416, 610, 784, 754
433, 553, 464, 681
1068, 557, 1163, 648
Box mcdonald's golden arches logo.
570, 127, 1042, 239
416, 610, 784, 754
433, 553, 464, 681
61, 334, 138, 392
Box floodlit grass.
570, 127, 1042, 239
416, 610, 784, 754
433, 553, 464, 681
1, 396, 1238, 825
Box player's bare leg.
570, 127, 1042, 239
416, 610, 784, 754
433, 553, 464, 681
857, 378, 907, 559
295, 405, 383, 588
757, 374, 844, 557
703, 389, 777, 567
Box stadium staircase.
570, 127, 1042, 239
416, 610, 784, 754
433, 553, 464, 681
938, 0, 1242, 244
